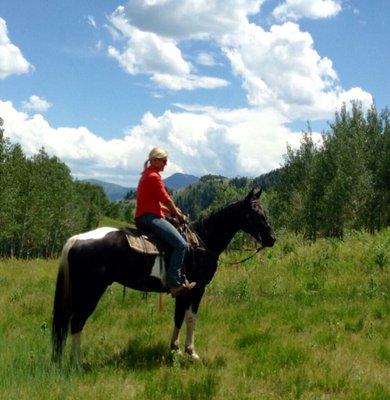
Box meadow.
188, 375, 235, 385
0, 230, 389, 399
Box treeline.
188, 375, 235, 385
268, 102, 389, 238
174, 172, 280, 219
0, 118, 112, 258
175, 103, 389, 239
1, 101, 388, 259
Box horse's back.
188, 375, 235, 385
66, 227, 158, 289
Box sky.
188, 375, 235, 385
0, 0, 388, 187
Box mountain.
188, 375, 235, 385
164, 173, 199, 190
82, 179, 132, 202
83, 173, 199, 202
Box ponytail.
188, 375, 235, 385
142, 159, 150, 172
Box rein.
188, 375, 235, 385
222, 246, 264, 265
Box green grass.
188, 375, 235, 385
0, 229, 389, 399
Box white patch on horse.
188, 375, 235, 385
76, 227, 118, 241
185, 309, 200, 360
150, 255, 166, 285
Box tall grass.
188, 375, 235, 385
0, 230, 388, 399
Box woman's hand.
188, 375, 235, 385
165, 198, 188, 223
176, 210, 188, 223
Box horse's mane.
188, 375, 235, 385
192, 198, 243, 236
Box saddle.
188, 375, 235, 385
125, 219, 204, 255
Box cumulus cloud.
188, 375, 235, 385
106, 5, 230, 90
0, 98, 317, 186
106, 1, 370, 117
121, 0, 264, 39
22, 95, 52, 113
0, 18, 32, 79
0, 1, 373, 184
273, 0, 342, 21
221, 22, 372, 119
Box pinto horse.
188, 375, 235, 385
52, 189, 275, 363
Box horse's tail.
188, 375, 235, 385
51, 235, 77, 362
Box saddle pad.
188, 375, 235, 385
126, 234, 159, 255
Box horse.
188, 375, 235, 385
52, 188, 275, 364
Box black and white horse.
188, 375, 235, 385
52, 189, 275, 363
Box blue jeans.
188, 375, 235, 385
136, 214, 188, 288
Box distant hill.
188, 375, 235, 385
82, 179, 132, 202
84, 171, 277, 203
164, 173, 199, 190
83, 173, 199, 201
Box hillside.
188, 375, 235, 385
174, 170, 281, 219
83, 179, 132, 202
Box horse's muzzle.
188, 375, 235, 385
262, 233, 276, 247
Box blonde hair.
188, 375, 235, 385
143, 147, 168, 171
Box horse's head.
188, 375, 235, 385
239, 188, 276, 247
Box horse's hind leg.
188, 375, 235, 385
70, 283, 107, 364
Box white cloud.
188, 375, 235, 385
107, 6, 231, 90
196, 52, 218, 66
87, 15, 97, 28
273, 0, 342, 21
0, 2, 374, 185
22, 95, 52, 113
107, 7, 190, 75
0, 18, 32, 79
121, 0, 265, 39
151, 73, 228, 90
221, 22, 372, 119
1, 98, 318, 186
95, 40, 103, 51
105, 1, 370, 118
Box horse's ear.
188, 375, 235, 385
245, 188, 255, 201
254, 188, 262, 199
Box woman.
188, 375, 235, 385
135, 147, 196, 297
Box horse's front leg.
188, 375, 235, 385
170, 295, 191, 354
184, 286, 205, 361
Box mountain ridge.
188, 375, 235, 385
83, 173, 200, 201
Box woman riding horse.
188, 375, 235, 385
134, 147, 196, 297
52, 176, 276, 363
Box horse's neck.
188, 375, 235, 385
194, 202, 241, 255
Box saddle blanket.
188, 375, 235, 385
126, 233, 159, 255
126, 232, 167, 284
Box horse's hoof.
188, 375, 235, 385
185, 348, 201, 362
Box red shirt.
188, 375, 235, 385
135, 166, 171, 218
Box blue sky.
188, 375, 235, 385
0, 0, 388, 186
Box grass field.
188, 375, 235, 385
0, 230, 389, 399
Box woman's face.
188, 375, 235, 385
150, 156, 168, 172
